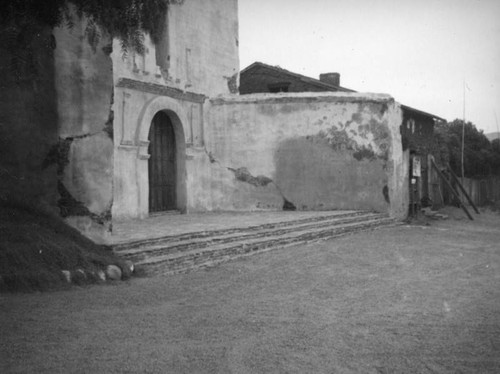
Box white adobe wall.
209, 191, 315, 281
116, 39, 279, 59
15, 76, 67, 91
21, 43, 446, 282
166, 0, 240, 95
53, 20, 114, 243
202, 92, 409, 219
111, 0, 240, 96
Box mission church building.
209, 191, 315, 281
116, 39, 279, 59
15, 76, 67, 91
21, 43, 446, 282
4, 0, 409, 242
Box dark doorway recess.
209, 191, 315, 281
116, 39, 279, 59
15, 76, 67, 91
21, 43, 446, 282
148, 111, 177, 212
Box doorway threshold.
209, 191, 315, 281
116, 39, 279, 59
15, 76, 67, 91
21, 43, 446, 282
149, 210, 180, 217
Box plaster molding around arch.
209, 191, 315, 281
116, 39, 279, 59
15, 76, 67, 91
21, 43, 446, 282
134, 95, 189, 215
135, 95, 189, 146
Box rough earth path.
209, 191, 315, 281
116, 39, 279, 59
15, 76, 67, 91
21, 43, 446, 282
1, 209, 499, 373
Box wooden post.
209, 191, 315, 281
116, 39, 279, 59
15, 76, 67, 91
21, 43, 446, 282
431, 159, 473, 220
447, 164, 480, 214
427, 154, 434, 206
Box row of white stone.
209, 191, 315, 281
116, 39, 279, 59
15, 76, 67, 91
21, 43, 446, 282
60, 261, 134, 284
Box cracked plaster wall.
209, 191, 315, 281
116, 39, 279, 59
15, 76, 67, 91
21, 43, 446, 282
186, 148, 285, 212
52, 21, 114, 242
206, 92, 408, 218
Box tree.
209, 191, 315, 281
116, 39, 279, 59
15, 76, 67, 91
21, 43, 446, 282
491, 138, 500, 176
0, 0, 181, 54
434, 119, 498, 178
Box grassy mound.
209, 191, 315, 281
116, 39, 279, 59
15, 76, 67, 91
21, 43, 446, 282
0, 200, 130, 293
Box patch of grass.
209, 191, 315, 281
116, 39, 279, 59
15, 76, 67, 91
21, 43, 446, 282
482, 200, 500, 214
0, 199, 129, 293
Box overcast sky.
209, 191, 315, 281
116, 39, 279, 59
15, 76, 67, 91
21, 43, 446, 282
238, 0, 500, 134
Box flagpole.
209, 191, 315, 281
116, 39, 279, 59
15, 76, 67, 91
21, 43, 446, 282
495, 111, 499, 141
461, 80, 465, 179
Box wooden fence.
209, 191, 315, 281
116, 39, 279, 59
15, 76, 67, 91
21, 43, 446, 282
455, 177, 500, 206
430, 171, 500, 208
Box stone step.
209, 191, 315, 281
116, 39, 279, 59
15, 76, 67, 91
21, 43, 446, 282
112, 213, 396, 275
116, 212, 386, 264
113, 210, 369, 252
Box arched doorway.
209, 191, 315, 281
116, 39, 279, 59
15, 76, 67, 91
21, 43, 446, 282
148, 111, 177, 212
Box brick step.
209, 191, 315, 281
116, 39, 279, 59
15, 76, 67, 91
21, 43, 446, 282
113, 210, 369, 252
117, 212, 387, 264
130, 215, 396, 275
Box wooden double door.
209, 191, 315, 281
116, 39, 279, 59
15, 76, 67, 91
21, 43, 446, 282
148, 111, 177, 212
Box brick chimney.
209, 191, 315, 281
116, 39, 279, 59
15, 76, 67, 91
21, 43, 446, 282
319, 72, 340, 87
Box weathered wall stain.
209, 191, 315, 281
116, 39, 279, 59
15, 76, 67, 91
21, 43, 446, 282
228, 167, 273, 187
42, 138, 73, 175
207, 93, 404, 215
353, 146, 377, 161
58, 181, 91, 218
311, 125, 385, 162
226, 166, 297, 211
383, 185, 390, 203
42, 132, 113, 239
104, 92, 114, 139
57, 181, 111, 225
274, 136, 388, 212
313, 127, 357, 151
205, 146, 298, 211
226, 73, 239, 94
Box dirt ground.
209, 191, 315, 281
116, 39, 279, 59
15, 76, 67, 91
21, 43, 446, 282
1, 208, 500, 373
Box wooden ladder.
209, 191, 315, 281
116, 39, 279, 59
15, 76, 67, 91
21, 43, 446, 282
430, 159, 479, 221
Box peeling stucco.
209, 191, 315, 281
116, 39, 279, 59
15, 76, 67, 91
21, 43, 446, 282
226, 73, 239, 94
57, 181, 111, 224
42, 138, 73, 175
383, 185, 390, 203
104, 91, 114, 139
207, 92, 405, 214
228, 167, 273, 187
353, 146, 377, 161
226, 166, 299, 211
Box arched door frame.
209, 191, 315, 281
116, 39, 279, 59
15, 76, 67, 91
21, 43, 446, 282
135, 96, 187, 217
